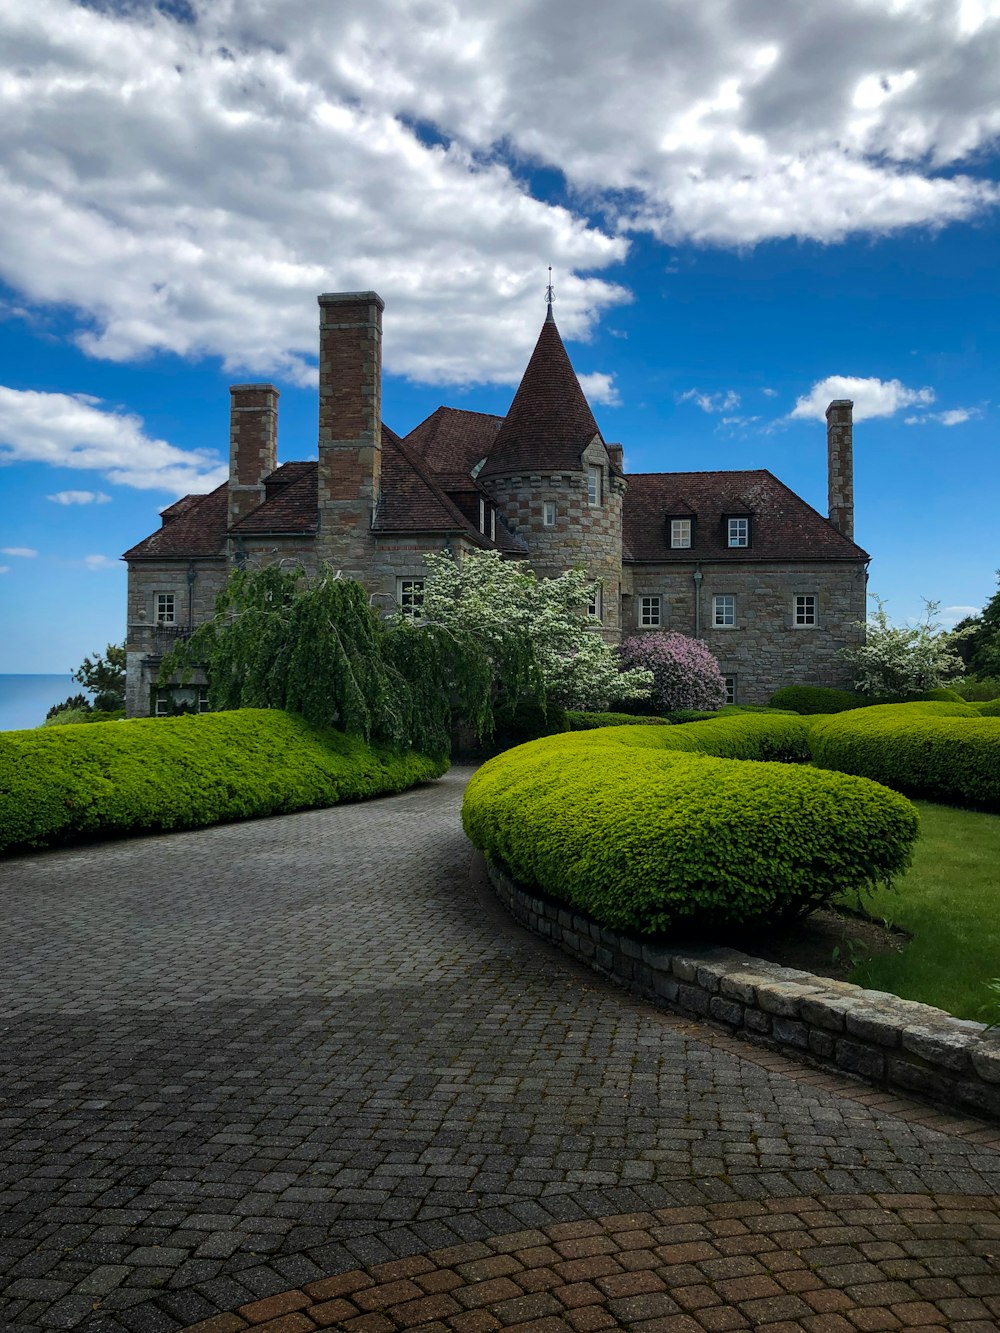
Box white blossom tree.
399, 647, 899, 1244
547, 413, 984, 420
841, 597, 965, 698
417, 548, 652, 711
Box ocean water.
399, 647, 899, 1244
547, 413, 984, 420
0, 674, 87, 732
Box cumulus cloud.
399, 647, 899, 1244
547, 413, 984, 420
47, 490, 112, 505
577, 372, 621, 407
0, 387, 226, 495
1, 546, 37, 557
904, 406, 981, 426
790, 375, 935, 422
0, 0, 998, 386
939, 604, 981, 628
82, 554, 116, 570
678, 388, 741, 413
762, 388, 778, 398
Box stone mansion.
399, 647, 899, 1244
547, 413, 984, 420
123, 290, 868, 716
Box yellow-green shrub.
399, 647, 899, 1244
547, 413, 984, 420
810, 702, 1000, 810
0, 710, 447, 854
463, 718, 916, 933
565, 711, 672, 729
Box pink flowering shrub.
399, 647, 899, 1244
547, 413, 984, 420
618, 632, 727, 712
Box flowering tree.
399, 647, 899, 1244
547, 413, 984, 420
418, 549, 652, 711
840, 597, 965, 698
618, 632, 727, 712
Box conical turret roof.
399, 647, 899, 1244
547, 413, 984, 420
480, 311, 603, 478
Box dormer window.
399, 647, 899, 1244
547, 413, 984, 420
479, 499, 497, 540
727, 516, 750, 547
587, 466, 602, 506
670, 518, 692, 549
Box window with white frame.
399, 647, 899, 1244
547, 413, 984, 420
543, 501, 557, 527
727, 516, 749, 547
723, 676, 736, 705
156, 592, 176, 624
155, 687, 209, 717
713, 594, 736, 627
794, 594, 817, 627
639, 595, 661, 628
587, 586, 603, 620
490, 508, 496, 541
670, 518, 692, 548
396, 577, 425, 618
587, 466, 602, 505
479, 497, 487, 533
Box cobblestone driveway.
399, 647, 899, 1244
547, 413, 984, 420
2, 767, 999, 1332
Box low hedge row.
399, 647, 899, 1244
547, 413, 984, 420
565, 711, 672, 729
0, 710, 447, 854
809, 702, 1000, 810
769, 685, 865, 714
463, 716, 916, 933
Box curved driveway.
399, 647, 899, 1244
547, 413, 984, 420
1, 767, 999, 1332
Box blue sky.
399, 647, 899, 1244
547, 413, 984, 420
1, 0, 998, 673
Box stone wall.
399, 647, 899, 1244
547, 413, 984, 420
486, 859, 1000, 1123
624, 560, 867, 702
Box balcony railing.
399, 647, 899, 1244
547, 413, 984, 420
132, 622, 194, 657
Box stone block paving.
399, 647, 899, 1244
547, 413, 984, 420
1, 767, 998, 1333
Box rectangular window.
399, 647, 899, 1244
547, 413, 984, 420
479, 497, 486, 533
155, 687, 209, 717
587, 586, 603, 621
156, 592, 176, 624
396, 577, 425, 618
727, 517, 749, 547
587, 466, 602, 506
670, 518, 692, 549
639, 595, 661, 628
713, 594, 736, 627
724, 676, 736, 705
543, 501, 557, 527
490, 508, 496, 541
794, 594, 817, 627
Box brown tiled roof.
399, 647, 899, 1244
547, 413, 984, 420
480, 314, 603, 479
623, 470, 869, 563
231, 469, 317, 534
404, 407, 503, 475
122, 485, 229, 560
159, 494, 203, 525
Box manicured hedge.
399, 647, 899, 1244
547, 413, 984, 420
809, 702, 1000, 811
463, 716, 916, 933
565, 711, 672, 729
768, 685, 866, 714
969, 699, 1000, 717
0, 710, 447, 854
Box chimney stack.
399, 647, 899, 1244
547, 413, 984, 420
605, 443, 624, 470
228, 383, 278, 528
316, 291, 384, 574
826, 399, 854, 541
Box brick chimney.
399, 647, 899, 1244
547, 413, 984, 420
228, 384, 278, 528
605, 443, 624, 470
316, 291, 384, 573
826, 398, 854, 541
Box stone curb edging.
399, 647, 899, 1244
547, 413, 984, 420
485, 858, 1000, 1124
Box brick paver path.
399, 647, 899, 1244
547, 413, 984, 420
2, 767, 999, 1333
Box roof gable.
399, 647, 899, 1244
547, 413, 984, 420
404, 406, 503, 475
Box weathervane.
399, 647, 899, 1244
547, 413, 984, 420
545, 266, 555, 319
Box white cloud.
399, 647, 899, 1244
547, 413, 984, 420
904, 406, 981, 426
0, 565, 9, 575
577, 372, 621, 407
82, 554, 116, 570
0, 0, 997, 387
762, 387, 778, 398
939, 604, 981, 628
47, 490, 112, 505
679, 388, 741, 413
1, 546, 37, 557
0, 386, 226, 495
790, 375, 935, 422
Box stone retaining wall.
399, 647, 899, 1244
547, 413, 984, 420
485, 859, 1000, 1122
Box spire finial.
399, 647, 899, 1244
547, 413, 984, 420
545, 266, 555, 321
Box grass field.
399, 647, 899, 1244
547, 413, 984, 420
846, 800, 1000, 1021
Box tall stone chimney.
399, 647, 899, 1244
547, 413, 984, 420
826, 398, 854, 541
316, 291, 384, 575
228, 384, 278, 528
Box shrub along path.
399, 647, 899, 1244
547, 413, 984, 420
2, 767, 1000, 1333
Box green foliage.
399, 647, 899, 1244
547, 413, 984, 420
565, 711, 672, 729
970, 699, 1000, 717
952, 572, 1000, 680
920, 686, 965, 702
0, 709, 446, 855
955, 677, 1000, 701
73, 643, 126, 710
463, 717, 918, 934
841, 597, 965, 698
161, 564, 492, 758
668, 704, 799, 724
45, 692, 92, 721
43, 708, 125, 727
769, 684, 867, 714
810, 702, 1000, 811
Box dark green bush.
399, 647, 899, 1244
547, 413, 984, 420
955, 678, 1000, 702
768, 685, 866, 714
667, 704, 798, 723
43, 708, 125, 727
809, 702, 999, 810
565, 711, 672, 729
463, 719, 918, 934
0, 710, 446, 854
918, 686, 965, 703
970, 699, 1000, 717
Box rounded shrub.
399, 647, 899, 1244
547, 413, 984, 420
565, 711, 672, 729
970, 699, 1000, 717
809, 702, 1000, 810
463, 717, 917, 934
618, 631, 726, 712
0, 709, 447, 854
768, 685, 865, 714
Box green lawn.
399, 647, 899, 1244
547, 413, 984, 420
846, 800, 1000, 1021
